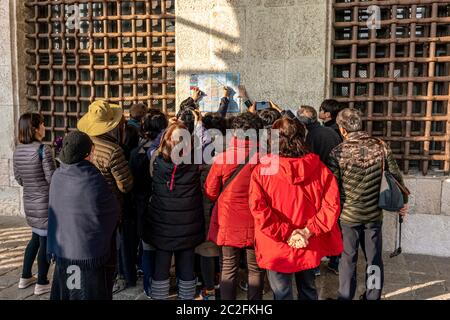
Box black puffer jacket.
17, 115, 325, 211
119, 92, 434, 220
305, 122, 342, 164
143, 155, 204, 251
13, 142, 56, 229
324, 119, 343, 142
327, 131, 408, 224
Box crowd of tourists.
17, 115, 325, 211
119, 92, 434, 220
13, 85, 409, 300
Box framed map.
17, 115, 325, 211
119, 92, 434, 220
189, 73, 241, 113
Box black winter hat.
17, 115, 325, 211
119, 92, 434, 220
59, 130, 93, 164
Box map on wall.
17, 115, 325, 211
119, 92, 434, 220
189, 73, 241, 113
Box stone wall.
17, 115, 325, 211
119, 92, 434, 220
383, 176, 450, 257
175, 0, 450, 257
175, 0, 331, 109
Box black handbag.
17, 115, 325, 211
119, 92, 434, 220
376, 139, 409, 212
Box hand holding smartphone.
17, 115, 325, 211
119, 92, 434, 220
190, 86, 206, 101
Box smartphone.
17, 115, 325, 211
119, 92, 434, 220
256, 101, 270, 110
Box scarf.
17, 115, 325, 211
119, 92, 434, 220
47, 160, 120, 269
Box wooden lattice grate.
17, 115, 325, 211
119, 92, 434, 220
331, 0, 450, 175
25, 0, 175, 142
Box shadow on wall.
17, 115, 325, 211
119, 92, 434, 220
175, 1, 330, 111
175, 7, 244, 106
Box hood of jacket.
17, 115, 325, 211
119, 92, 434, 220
261, 153, 321, 185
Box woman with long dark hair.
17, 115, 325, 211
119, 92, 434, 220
13, 112, 55, 295
249, 118, 343, 300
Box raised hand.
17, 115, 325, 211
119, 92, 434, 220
191, 109, 202, 125
248, 102, 257, 114
269, 100, 283, 112
168, 117, 178, 125
238, 85, 249, 100
192, 87, 202, 102
223, 86, 231, 99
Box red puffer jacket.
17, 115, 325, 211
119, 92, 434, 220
249, 153, 343, 273
204, 137, 258, 248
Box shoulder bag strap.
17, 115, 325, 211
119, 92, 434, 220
221, 148, 255, 194
38, 144, 45, 161
372, 137, 388, 173
373, 137, 411, 196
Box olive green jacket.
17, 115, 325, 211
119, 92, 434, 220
327, 131, 408, 224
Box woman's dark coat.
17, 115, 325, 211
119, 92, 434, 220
143, 155, 204, 251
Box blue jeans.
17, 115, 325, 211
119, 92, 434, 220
267, 269, 318, 300
118, 219, 139, 286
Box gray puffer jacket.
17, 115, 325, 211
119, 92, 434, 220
13, 142, 56, 229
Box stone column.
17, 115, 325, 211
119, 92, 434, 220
0, 0, 22, 216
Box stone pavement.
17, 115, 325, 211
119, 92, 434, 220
1, 216, 449, 300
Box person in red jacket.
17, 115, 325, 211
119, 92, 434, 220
249, 118, 343, 300
204, 112, 265, 300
